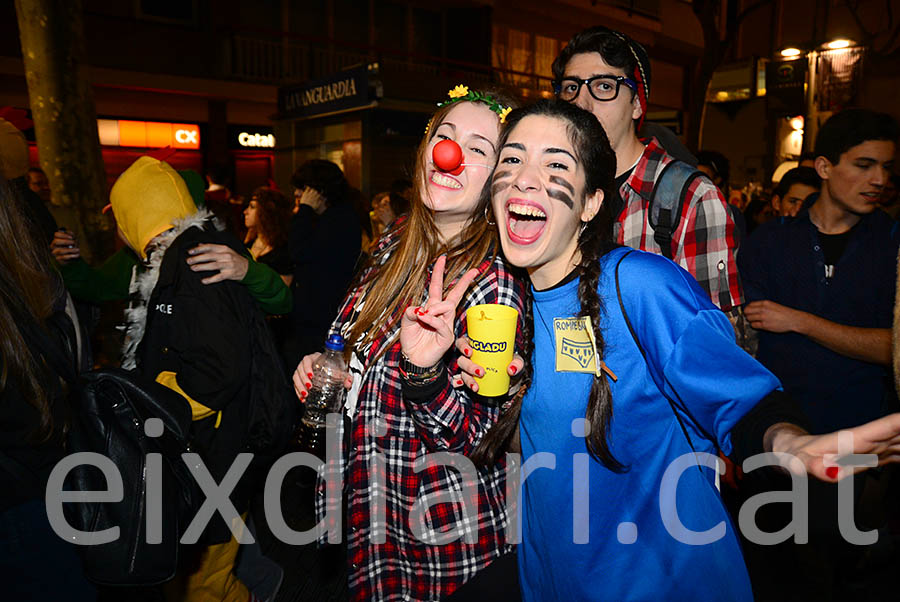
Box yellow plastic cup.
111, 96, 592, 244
465, 303, 519, 397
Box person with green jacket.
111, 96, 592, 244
50, 166, 292, 315
53, 239, 292, 315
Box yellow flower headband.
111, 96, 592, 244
425, 84, 512, 135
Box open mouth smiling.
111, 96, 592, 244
506, 199, 548, 244
430, 171, 463, 190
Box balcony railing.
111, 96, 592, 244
224, 32, 553, 94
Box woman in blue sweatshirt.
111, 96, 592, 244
450, 100, 900, 601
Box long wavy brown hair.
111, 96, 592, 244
0, 177, 61, 440
249, 186, 291, 250
345, 88, 518, 360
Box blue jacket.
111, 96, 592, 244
738, 207, 898, 434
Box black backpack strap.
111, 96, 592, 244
648, 160, 702, 260
614, 250, 721, 461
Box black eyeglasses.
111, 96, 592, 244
552, 75, 638, 102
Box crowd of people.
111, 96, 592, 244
2, 23, 900, 602
697, 147, 899, 239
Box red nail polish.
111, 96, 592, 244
305, 381, 311, 389
464, 348, 471, 357
509, 365, 518, 375
300, 390, 307, 398
307, 372, 313, 379
826, 466, 839, 479
475, 368, 482, 377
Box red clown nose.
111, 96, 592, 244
432, 139, 464, 175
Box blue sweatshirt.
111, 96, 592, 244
519, 247, 780, 601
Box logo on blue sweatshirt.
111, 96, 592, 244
561, 337, 594, 369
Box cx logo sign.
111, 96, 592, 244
175, 129, 198, 144
172, 125, 200, 149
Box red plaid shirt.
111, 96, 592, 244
616, 138, 743, 310
316, 223, 526, 601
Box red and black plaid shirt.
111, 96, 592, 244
316, 224, 526, 601
616, 138, 743, 310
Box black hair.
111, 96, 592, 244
291, 159, 349, 206
773, 166, 820, 200
696, 150, 730, 187
797, 151, 817, 165
552, 27, 643, 89
205, 164, 230, 186
472, 99, 623, 471
814, 108, 900, 165
27, 167, 46, 177
551, 26, 650, 132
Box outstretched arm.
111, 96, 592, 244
765, 414, 900, 481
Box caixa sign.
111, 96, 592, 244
97, 119, 201, 150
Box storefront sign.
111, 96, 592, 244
278, 65, 372, 119
97, 119, 201, 149
229, 125, 276, 149
238, 132, 274, 147
766, 60, 807, 114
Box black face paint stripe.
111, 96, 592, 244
549, 175, 574, 195
548, 188, 574, 209
492, 169, 512, 184
491, 170, 513, 196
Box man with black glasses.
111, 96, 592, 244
551, 27, 744, 316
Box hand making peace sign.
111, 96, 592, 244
400, 255, 479, 370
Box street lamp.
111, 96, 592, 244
825, 39, 852, 50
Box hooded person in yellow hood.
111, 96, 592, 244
53, 159, 292, 315
110, 156, 279, 602
111, 156, 197, 260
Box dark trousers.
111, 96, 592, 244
445, 550, 521, 601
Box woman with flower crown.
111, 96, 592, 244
292, 85, 525, 601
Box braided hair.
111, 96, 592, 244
472, 100, 622, 470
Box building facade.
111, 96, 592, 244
3, 0, 710, 201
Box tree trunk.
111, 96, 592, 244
687, 0, 722, 153
686, 61, 716, 153
15, 0, 112, 259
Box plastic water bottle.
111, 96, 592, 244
297, 334, 347, 458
